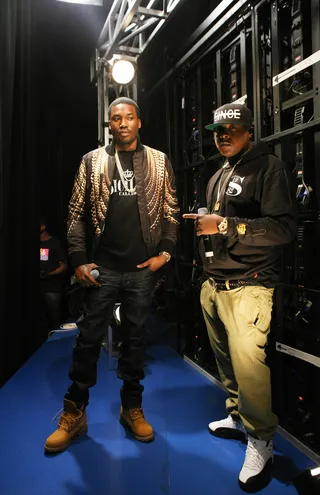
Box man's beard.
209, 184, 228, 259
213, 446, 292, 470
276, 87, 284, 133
114, 134, 136, 148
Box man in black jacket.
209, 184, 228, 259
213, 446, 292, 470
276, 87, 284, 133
184, 103, 296, 492
45, 97, 179, 453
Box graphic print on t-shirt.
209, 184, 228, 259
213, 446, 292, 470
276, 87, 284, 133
226, 175, 245, 197
110, 169, 136, 196
40, 248, 49, 261
94, 150, 148, 272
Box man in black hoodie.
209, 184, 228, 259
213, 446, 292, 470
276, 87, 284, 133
184, 103, 296, 492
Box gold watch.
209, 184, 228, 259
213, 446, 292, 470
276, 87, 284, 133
218, 217, 228, 235
159, 251, 171, 263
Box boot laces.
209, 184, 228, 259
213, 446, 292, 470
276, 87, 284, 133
244, 438, 271, 470
51, 408, 64, 423
129, 408, 144, 422
51, 407, 81, 431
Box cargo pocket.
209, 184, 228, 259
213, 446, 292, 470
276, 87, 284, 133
236, 286, 274, 348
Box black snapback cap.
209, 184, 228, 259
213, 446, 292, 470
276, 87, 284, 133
205, 103, 253, 131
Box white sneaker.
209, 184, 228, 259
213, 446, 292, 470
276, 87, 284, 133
239, 435, 273, 492
208, 414, 247, 442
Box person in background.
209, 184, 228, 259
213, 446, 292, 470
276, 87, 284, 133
184, 103, 296, 492
45, 97, 179, 453
40, 217, 67, 331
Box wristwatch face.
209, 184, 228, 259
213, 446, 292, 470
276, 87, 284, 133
218, 219, 228, 233
161, 251, 171, 262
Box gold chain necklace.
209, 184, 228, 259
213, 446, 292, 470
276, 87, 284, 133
213, 162, 238, 212
213, 144, 253, 212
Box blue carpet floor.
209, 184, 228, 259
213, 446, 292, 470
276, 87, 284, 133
0, 328, 315, 495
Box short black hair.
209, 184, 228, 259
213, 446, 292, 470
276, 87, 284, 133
108, 97, 140, 119
40, 214, 47, 227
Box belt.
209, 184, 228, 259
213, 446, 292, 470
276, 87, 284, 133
208, 278, 254, 291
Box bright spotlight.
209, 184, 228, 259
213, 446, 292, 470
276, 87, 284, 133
111, 60, 135, 85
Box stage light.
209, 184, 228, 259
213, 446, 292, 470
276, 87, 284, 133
111, 60, 135, 85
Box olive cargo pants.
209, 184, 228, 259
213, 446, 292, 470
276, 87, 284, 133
200, 281, 278, 441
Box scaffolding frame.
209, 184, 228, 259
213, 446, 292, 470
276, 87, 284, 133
92, 0, 183, 144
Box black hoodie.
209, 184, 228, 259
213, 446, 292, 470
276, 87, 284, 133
201, 141, 297, 286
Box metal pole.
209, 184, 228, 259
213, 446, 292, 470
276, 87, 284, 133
113, 18, 157, 48
164, 49, 172, 157
114, 0, 128, 42
311, 0, 320, 121
173, 80, 179, 167
270, 0, 281, 158
132, 74, 138, 102
180, 0, 237, 53
181, 77, 187, 168
216, 49, 222, 107
97, 0, 123, 48
103, 66, 110, 146
311, 0, 320, 210
240, 29, 247, 102
97, 71, 103, 144
103, 0, 142, 61
141, 0, 249, 101
252, 6, 261, 142
196, 65, 203, 159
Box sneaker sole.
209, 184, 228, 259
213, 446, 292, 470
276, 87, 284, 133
208, 426, 247, 443
119, 415, 154, 443
238, 457, 273, 493
44, 425, 88, 453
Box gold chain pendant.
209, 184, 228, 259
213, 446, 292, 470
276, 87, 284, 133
214, 201, 220, 212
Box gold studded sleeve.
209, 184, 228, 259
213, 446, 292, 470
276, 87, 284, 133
67, 157, 89, 267
158, 155, 180, 254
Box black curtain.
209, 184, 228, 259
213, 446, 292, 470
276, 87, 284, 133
0, 0, 42, 386
0, 0, 105, 386
34, 0, 103, 238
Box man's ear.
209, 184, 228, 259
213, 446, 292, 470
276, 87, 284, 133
138, 119, 142, 129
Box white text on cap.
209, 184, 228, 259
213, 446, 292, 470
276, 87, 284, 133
215, 108, 241, 122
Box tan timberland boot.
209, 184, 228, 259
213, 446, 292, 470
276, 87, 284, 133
44, 399, 88, 453
120, 406, 154, 442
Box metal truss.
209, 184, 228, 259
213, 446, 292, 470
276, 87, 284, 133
93, 0, 183, 145
92, 0, 182, 78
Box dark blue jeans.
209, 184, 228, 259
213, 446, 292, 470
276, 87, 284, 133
65, 267, 157, 409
